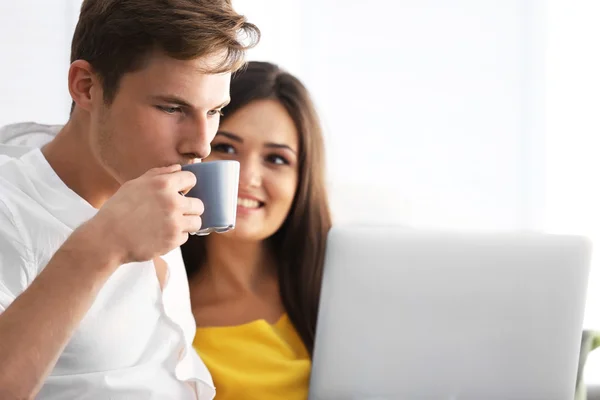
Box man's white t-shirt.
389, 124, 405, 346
0, 146, 215, 399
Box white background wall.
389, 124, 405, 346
236, 0, 547, 230
1, 0, 599, 382
0, 1, 75, 126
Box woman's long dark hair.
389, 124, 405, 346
181, 61, 331, 355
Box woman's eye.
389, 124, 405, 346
158, 106, 182, 115
213, 143, 235, 154
267, 154, 288, 165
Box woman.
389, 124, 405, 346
181, 61, 331, 399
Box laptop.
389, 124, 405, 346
309, 225, 592, 400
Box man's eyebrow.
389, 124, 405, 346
149, 95, 230, 110
216, 130, 242, 142
150, 95, 193, 108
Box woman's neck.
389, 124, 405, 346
199, 235, 277, 296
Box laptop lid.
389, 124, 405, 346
309, 226, 591, 400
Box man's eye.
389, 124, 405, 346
158, 106, 182, 114
208, 109, 224, 117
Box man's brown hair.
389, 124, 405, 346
70, 0, 260, 106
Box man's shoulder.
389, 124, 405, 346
0, 191, 38, 299
0, 150, 33, 187
0, 155, 35, 221
0, 176, 38, 262
0, 153, 46, 219
0, 154, 71, 272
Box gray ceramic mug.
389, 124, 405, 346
181, 160, 240, 236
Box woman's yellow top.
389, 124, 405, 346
193, 314, 310, 400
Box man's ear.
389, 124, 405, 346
68, 60, 101, 112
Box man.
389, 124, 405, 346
0, 0, 259, 398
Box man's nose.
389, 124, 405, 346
180, 117, 214, 160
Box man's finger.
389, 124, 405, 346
167, 170, 197, 194
179, 197, 204, 216
181, 215, 202, 234
145, 164, 182, 177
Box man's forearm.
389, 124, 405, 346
0, 225, 121, 399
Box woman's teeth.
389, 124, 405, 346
238, 197, 261, 209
